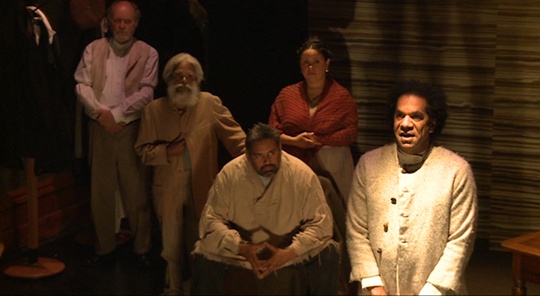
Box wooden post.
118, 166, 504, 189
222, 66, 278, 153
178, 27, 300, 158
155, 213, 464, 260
2, 158, 65, 279
26, 157, 39, 263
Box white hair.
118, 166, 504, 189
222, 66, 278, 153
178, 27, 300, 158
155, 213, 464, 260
163, 53, 204, 85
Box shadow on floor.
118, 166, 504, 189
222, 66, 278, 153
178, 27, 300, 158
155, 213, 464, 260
0, 228, 166, 295
466, 238, 540, 295
1, 235, 540, 295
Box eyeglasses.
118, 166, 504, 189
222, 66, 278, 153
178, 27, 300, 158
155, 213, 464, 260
171, 72, 196, 83
250, 150, 278, 161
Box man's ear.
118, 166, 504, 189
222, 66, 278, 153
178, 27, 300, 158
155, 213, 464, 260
428, 119, 436, 133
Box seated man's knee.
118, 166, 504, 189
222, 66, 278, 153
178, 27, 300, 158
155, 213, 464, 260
305, 244, 341, 295
191, 255, 226, 295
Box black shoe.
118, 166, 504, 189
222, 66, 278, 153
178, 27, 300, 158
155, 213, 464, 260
136, 252, 155, 268
84, 251, 116, 267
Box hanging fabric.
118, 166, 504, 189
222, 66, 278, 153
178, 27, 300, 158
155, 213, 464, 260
27, 5, 57, 45
0, 0, 72, 175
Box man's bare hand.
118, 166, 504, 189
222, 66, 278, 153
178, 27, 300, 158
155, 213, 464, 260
238, 242, 266, 278
368, 286, 387, 295
238, 242, 297, 279
256, 242, 296, 279
166, 138, 186, 158
94, 109, 126, 133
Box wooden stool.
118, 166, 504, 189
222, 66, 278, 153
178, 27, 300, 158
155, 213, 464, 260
501, 231, 540, 295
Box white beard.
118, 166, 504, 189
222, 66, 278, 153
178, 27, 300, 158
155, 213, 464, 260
168, 83, 200, 107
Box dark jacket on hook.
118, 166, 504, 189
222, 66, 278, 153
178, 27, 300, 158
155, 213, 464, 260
0, 0, 72, 175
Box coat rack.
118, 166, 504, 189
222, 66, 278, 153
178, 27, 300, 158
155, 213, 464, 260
3, 158, 65, 279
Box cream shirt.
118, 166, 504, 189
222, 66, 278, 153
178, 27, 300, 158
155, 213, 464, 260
74, 38, 158, 124
193, 151, 336, 269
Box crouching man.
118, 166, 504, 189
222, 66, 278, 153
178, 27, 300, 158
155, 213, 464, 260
191, 123, 340, 295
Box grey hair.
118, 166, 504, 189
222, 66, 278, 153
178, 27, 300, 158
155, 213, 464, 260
162, 53, 204, 85
246, 123, 281, 152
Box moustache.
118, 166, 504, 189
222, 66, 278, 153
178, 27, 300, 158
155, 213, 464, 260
260, 164, 278, 173
174, 83, 193, 92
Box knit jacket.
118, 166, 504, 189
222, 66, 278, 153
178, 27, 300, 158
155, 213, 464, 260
346, 143, 478, 295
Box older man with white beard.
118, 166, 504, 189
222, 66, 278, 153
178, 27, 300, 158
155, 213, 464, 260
135, 52, 246, 295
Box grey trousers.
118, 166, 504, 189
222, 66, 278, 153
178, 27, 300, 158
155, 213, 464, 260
89, 120, 152, 255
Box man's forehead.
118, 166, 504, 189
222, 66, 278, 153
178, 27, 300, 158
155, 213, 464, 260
396, 95, 428, 111
112, 3, 136, 18
250, 140, 279, 152
174, 63, 195, 73
252, 147, 277, 154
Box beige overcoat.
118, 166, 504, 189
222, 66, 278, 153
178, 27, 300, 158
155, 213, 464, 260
135, 93, 245, 223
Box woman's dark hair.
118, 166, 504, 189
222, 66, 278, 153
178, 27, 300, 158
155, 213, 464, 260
386, 80, 448, 140
296, 36, 332, 61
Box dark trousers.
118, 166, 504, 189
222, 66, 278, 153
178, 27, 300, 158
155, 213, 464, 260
191, 244, 340, 295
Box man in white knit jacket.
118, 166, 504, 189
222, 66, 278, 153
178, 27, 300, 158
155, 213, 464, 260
346, 80, 478, 295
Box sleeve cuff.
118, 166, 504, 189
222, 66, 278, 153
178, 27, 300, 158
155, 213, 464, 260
223, 232, 243, 255
361, 276, 384, 291
419, 282, 443, 295
110, 107, 125, 123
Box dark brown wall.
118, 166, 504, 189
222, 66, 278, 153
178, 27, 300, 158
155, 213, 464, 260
200, 0, 308, 131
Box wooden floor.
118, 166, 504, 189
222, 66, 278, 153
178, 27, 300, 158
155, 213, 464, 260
0, 233, 540, 295
467, 239, 540, 295
0, 227, 165, 295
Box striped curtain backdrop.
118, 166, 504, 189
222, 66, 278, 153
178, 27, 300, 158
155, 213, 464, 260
308, 0, 540, 249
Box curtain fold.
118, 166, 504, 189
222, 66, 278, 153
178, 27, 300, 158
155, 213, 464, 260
308, 0, 540, 249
